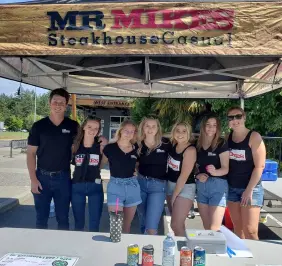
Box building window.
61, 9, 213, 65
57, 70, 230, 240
109, 116, 130, 140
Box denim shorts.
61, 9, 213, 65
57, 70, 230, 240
107, 176, 142, 208
228, 183, 264, 207
196, 177, 228, 207
167, 181, 196, 201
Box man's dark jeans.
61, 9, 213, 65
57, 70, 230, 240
33, 169, 71, 230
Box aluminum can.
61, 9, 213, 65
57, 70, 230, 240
127, 244, 139, 266
180, 246, 192, 266
193, 246, 205, 266
142, 245, 154, 266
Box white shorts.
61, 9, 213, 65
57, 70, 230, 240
167, 181, 196, 201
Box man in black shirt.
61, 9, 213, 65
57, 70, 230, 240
27, 88, 79, 230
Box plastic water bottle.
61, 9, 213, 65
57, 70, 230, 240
49, 199, 55, 218
162, 232, 176, 266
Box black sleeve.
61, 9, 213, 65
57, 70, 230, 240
218, 140, 229, 154
28, 123, 40, 146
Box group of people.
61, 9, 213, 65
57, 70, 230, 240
27, 88, 266, 241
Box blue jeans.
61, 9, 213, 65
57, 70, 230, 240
33, 169, 71, 230
71, 182, 104, 232
137, 174, 167, 234
196, 177, 228, 207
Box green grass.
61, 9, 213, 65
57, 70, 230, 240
0, 131, 28, 140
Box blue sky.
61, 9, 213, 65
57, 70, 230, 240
0, 0, 45, 95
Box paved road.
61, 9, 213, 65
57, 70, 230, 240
0, 140, 10, 148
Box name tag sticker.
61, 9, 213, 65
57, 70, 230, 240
62, 129, 70, 133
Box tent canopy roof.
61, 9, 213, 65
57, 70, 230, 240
0, 55, 281, 99
0, 1, 281, 98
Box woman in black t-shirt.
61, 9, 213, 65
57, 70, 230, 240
101, 120, 141, 234
136, 117, 171, 235
196, 115, 229, 231
167, 122, 196, 236
71, 116, 108, 232
227, 106, 265, 240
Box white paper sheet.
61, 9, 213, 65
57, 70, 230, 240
217, 225, 253, 258
0, 253, 79, 266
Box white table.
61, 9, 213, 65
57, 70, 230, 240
262, 178, 282, 202
0, 228, 282, 266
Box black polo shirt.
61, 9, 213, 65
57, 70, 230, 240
138, 138, 171, 180
28, 116, 79, 172
196, 140, 229, 179
72, 140, 102, 183
103, 142, 138, 178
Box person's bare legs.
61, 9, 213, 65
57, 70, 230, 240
123, 206, 137, 233
227, 201, 245, 238
209, 206, 226, 231
241, 206, 261, 240
197, 203, 210, 230
171, 197, 193, 236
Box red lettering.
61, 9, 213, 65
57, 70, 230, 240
111, 8, 234, 31
111, 9, 144, 29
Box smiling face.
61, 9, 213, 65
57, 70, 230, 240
205, 118, 217, 137
143, 119, 158, 137
83, 120, 100, 139
173, 124, 190, 144
227, 109, 245, 131
120, 124, 136, 142
49, 95, 67, 115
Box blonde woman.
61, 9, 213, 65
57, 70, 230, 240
196, 115, 229, 231
137, 117, 171, 235
167, 122, 196, 236
101, 120, 141, 233
227, 107, 265, 240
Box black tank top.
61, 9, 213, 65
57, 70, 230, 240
72, 139, 102, 183
167, 144, 195, 184
228, 130, 258, 188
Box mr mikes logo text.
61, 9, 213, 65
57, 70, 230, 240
47, 9, 234, 47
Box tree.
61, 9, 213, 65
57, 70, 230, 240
131, 98, 206, 132
206, 89, 282, 136
24, 114, 42, 131
5, 115, 23, 131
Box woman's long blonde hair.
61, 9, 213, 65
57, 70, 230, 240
197, 115, 224, 151
137, 117, 162, 155
171, 121, 193, 145
114, 120, 137, 144
73, 116, 101, 154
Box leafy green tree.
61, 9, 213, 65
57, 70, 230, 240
131, 98, 206, 133
207, 89, 282, 136
24, 114, 42, 131
131, 98, 157, 124
5, 115, 23, 131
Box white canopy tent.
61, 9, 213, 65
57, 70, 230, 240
0, 0, 281, 100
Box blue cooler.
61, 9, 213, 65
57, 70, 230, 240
262, 160, 278, 181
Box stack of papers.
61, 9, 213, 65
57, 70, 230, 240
217, 225, 253, 258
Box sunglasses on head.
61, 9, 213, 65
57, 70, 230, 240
227, 114, 243, 121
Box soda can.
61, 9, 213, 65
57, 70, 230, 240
142, 245, 154, 266
127, 244, 139, 266
180, 246, 192, 266
193, 246, 205, 266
